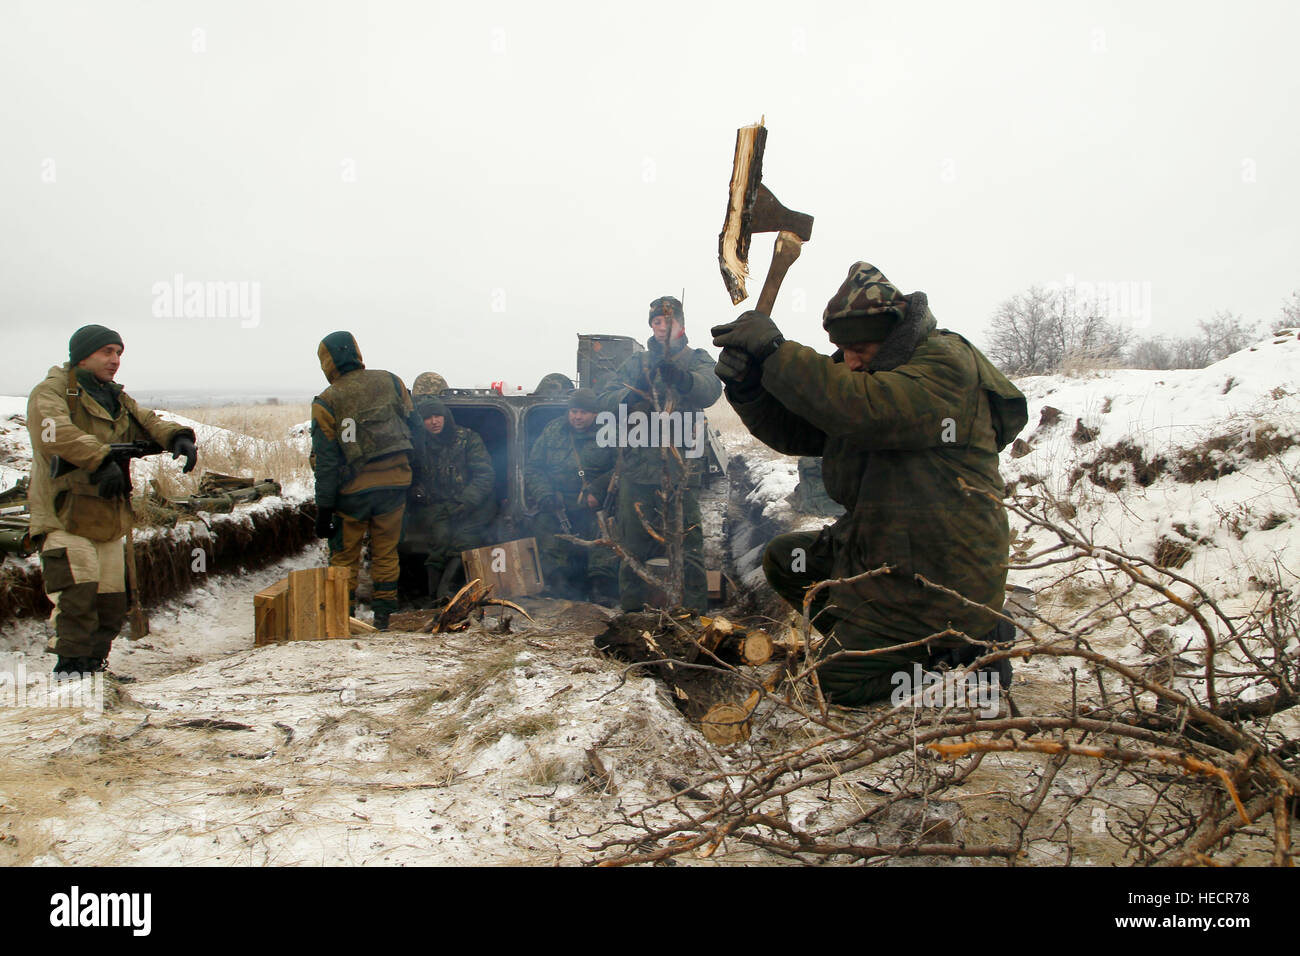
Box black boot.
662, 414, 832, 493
53, 656, 103, 676
372, 609, 390, 631
436, 557, 464, 601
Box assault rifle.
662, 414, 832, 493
50, 440, 165, 494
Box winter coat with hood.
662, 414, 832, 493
311, 332, 416, 508
728, 278, 1028, 645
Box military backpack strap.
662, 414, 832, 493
65, 366, 82, 415
567, 427, 588, 507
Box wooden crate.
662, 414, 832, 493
461, 538, 545, 598
254, 566, 350, 644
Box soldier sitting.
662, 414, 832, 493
525, 388, 618, 604
403, 396, 498, 601
713, 262, 1027, 705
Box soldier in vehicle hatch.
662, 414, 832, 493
311, 331, 419, 631
525, 388, 617, 604
712, 262, 1028, 705
403, 395, 498, 602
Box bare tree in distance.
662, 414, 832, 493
1125, 312, 1261, 370
1277, 289, 1300, 333
984, 285, 1130, 375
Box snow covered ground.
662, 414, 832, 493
2, 331, 1298, 865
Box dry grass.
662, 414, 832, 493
144, 402, 313, 499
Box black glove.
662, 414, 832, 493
711, 311, 785, 363
170, 435, 198, 474
314, 506, 337, 539
715, 346, 764, 398
656, 359, 692, 392
90, 459, 127, 499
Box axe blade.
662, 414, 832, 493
750, 184, 814, 242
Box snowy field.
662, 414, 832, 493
1, 331, 1298, 865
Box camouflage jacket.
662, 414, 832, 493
729, 299, 1027, 643
312, 367, 416, 508
27, 365, 195, 542
598, 334, 721, 487
524, 416, 616, 511
410, 416, 497, 528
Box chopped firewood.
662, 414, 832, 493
349, 616, 377, 634
423, 578, 533, 633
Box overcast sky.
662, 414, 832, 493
2, 0, 1297, 397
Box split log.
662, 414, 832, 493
422, 578, 532, 634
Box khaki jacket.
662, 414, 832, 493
26, 365, 193, 542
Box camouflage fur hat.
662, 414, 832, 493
412, 371, 447, 396
822, 262, 909, 345
648, 296, 684, 325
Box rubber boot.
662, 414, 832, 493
426, 566, 442, 608
436, 557, 464, 601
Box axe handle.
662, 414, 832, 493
756, 231, 803, 316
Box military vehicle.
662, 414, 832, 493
400, 334, 729, 598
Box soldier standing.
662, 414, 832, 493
27, 325, 198, 674
599, 296, 721, 613
404, 395, 498, 601
525, 388, 617, 603
712, 262, 1028, 705
311, 332, 418, 631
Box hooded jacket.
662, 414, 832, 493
311, 333, 415, 508
26, 365, 194, 541
729, 291, 1028, 644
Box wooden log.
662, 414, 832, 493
738, 630, 773, 667
701, 671, 783, 746
349, 616, 378, 634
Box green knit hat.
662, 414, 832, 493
414, 396, 450, 420
69, 325, 124, 365
568, 388, 600, 412
822, 262, 908, 345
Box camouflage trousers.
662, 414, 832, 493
533, 506, 617, 598
615, 482, 707, 614
39, 529, 129, 661
763, 529, 926, 707
329, 487, 406, 616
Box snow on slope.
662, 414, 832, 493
1000, 328, 1300, 599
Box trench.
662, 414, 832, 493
0, 498, 317, 635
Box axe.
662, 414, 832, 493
717, 120, 814, 314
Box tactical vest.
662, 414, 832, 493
318, 370, 413, 469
